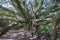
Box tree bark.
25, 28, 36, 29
50, 14, 60, 40
0, 21, 21, 36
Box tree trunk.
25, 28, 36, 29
50, 16, 60, 40
50, 21, 57, 40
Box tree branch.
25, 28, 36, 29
0, 19, 26, 36
0, 17, 26, 23
0, 22, 18, 36
0, 5, 24, 19
37, 1, 59, 18
50, 12, 60, 40
12, 0, 31, 21
33, 0, 43, 13
0, 6, 16, 14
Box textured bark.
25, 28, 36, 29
0, 21, 21, 36
50, 14, 60, 40
50, 20, 57, 40
0, 23, 17, 36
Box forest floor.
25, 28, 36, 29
0, 28, 59, 40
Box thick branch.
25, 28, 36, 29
0, 23, 17, 36
12, 0, 31, 21
37, 1, 60, 18
50, 13, 60, 40
0, 17, 27, 23
0, 6, 16, 14
33, 0, 43, 13
0, 6, 24, 19
0, 20, 25, 36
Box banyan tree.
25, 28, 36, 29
0, 0, 60, 40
